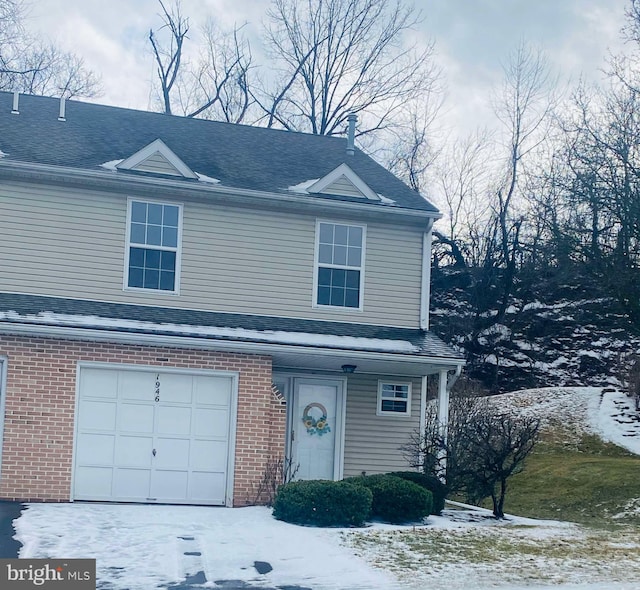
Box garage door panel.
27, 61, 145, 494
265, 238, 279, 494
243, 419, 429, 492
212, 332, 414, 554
194, 408, 228, 438
120, 371, 156, 401
190, 440, 228, 471
79, 368, 118, 399
118, 403, 154, 433
156, 405, 191, 435
75, 366, 235, 505
75, 466, 113, 498
78, 400, 117, 431
157, 373, 193, 403
154, 437, 190, 469
114, 468, 151, 499
76, 433, 115, 465
151, 470, 189, 500
194, 376, 232, 406
190, 472, 225, 504
115, 435, 154, 466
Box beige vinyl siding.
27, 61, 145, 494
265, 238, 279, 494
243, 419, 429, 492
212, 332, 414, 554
342, 374, 422, 477
0, 181, 422, 327
321, 176, 365, 198
131, 152, 183, 176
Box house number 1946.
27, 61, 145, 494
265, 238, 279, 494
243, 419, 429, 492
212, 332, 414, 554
155, 374, 161, 402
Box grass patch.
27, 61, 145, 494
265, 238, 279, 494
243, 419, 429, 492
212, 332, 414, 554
501, 433, 640, 526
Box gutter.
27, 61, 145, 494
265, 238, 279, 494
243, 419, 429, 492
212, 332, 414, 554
0, 160, 442, 225
0, 322, 464, 369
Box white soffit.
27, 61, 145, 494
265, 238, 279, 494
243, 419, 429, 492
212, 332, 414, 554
307, 163, 380, 201
116, 138, 197, 179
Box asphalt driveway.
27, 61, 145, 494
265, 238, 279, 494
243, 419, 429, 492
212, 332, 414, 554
0, 501, 22, 558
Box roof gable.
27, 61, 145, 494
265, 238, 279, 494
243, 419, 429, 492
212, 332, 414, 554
116, 138, 197, 179
308, 163, 379, 201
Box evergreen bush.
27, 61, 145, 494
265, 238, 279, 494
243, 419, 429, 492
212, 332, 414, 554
390, 471, 447, 514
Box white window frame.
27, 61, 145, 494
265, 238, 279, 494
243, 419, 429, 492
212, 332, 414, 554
123, 197, 183, 295
377, 381, 412, 416
313, 219, 366, 311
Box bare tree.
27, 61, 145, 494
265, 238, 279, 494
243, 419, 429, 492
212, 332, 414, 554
258, 0, 439, 137
404, 394, 540, 519
149, 0, 189, 115
0, 0, 100, 97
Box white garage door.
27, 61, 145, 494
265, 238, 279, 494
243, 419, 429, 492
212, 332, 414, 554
73, 365, 236, 506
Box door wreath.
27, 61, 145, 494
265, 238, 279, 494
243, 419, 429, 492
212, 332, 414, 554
302, 402, 331, 436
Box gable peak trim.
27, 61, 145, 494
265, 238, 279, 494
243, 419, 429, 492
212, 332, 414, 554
307, 163, 379, 201
116, 138, 197, 179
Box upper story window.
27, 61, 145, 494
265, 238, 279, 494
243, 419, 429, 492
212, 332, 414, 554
125, 199, 182, 293
314, 221, 365, 309
377, 382, 411, 416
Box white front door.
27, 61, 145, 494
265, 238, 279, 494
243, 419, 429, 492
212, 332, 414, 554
291, 379, 344, 480
74, 365, 236, 505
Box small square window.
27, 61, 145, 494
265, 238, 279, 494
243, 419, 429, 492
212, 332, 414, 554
377, 382, 411, 416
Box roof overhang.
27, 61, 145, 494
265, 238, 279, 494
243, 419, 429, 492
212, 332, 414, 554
0, 321, 463, 378
0, 160, 442, 226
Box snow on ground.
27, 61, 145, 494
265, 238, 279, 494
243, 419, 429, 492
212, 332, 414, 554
16, 503, 640, 590
15, 504, 400, 590
490, 386, 640, 454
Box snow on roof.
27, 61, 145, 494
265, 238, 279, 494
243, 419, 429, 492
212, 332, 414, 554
377, 194, 396, 205
0, 149, 6, 158
0, 310, 419, 353
195, 172, 220, 184
287, 178, 319, 193
100, 159, 123, 171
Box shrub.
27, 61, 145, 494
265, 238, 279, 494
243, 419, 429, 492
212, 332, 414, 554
273, 480, 372, 527
390, 471, 447, 514
350, 474, 432, 524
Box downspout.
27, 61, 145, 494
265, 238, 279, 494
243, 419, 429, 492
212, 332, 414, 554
419, 375, 428, 469
420, 219, 435, 330
437, 363, 463, 481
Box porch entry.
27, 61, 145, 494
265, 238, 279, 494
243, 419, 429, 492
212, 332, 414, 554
290, 378, 344, 481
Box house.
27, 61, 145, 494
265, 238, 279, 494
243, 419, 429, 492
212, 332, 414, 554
0, 91, 464, 507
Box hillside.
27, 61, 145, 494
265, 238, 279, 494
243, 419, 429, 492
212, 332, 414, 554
430, 266, 640, 393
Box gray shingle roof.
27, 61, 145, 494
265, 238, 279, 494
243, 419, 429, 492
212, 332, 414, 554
0, 293, 463, 360
0, 92, 438, 213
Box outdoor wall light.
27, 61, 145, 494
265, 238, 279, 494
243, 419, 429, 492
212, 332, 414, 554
341, 364, 357, 374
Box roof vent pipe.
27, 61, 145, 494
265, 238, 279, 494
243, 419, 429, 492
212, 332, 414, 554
11, 91, 19, 114
346, 113, 357, 156
58, 96, 66, 121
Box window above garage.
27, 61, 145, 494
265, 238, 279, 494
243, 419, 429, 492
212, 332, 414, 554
124, 199, 183, 293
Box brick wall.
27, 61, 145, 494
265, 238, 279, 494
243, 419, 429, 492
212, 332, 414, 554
0, 334, 285, 506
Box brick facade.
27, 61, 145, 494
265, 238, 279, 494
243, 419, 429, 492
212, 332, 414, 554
0, 334, 286, 506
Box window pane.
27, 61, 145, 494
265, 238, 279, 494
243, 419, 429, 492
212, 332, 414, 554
381, 400, 407, 413
332, 269, 346, 287
334, 224, 348, 245
330, 287, 345, 306
148, 203, 163, 225
159, 271, 175, 291
128, 267, 144, 288
317, 286, 331, 305
162, 226, 178, 248
348, 226, 363, 247
347, 246, 361, 267
333, 245, 347, 266
318, 244, 333, 264
319, 223, 334, 244
318, 267, 332, 287
345, 270, 360, 289
130, 223, 146, 244
144, 269, 160, 289
345, 288, 359, 308
131, 201, 147, 223
129, 247, 145, 268
163, 205, 179, 227
146, 224, 162, 246
160, 250, 176, 271
145, 249, 161, 269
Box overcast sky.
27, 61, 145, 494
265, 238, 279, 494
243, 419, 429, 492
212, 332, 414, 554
25, 0, 630, 135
